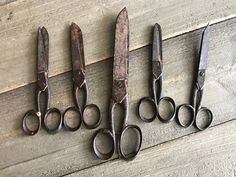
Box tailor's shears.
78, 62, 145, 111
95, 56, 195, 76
176, 25, 213, 130
137, 23, 176, 123
22, 27, 62, 135
63, 23, 101, 131
92, 8, 142, 160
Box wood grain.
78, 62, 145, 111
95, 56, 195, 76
0, 17, 236, 176
0, 0, 236, 93
67, 120, 236, 177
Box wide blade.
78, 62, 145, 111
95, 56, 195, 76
112, 7, 129, 102
71, 22, 85, 72
199, 24, 209, 70
37, 27, 49, 73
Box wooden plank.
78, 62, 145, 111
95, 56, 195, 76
66, 120, 236, 177
0, 0, 236, 94
0, 17, 236, 176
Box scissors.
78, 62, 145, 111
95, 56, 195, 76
22, 27, 62, 135
176, 25, 213, 130
62, 23, 101, 131
92, 8, 142, 160
137, 23, 176, 123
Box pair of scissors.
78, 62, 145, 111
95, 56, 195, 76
22, 27, 62, 135
62, 23, 101, 131
176, 25, 213, 130
137, 23, 176, 123
92, 8, 142, 160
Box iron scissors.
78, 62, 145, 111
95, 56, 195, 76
137, 23, 176, 123
22, 27, 62, 135
176, 25, 213, 130
92, 8, 142, 160
62, 23, 101, 131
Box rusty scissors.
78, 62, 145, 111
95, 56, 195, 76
176, 25, 213, 130
92, 8, 142, 160
62, 23, 101, 131
22, 27, 62, 135
137, 23, 176, 123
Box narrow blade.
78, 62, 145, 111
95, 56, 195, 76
37, 27, 49, 73
199, 24, 210, 70
152, 23, 162, 63
112, 7, 129, 102
71, 22, 85, 71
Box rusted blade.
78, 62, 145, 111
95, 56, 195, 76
199, 24, 209, 70
37, 27, 49, 73
112, 7, 129, 103
70, 22, 85, 87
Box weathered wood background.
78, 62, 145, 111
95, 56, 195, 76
0, 0, 236, 176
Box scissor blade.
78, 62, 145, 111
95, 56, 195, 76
112, 7, 129, 103
199, 24, 210, 70
37, 27, 49, 73
152, 23, 162, 62
71, 22, 85, 72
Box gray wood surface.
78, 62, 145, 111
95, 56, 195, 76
0, 17, 236, 177
67, 120, 236, 177
0, 0, 236, 93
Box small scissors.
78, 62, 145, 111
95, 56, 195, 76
92, 8, 142, 160
22, 27, 62, 135
176, 25, 213, 130
137, 23, 176, 123
62, 23, 101, 131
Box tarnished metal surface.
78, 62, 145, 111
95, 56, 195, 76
22, 27, 62, 135
112, 7, 129, 103
176, 25, 213, 130
71, 22, 85, 88
93, 8, 142, 161
63, 23, 101, 131
138, 23, 176, 123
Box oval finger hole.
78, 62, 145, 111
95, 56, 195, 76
158, 98, 175, 122
64, 108, 82, 129
83, 105, 100, 128
24, 113, 40, 131
120, 127, 141, 157
94, 132, 114, 155
138, 98, 156, 121
195, 109, 212, 130
177, 105, 194, 127
44, 110, 61, 130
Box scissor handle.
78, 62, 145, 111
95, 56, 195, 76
22, 110, 41, 135
43, 107, 62, 134
92, 128, 115, 160
63, 106, 82, 131
157, 96, 176, 123
118, 124, 142, 160
82, 103, 101, 129
176, 104, 195, 128
195, 107, 213, 131
137, 97, 157, 122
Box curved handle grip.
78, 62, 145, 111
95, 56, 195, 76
176, 104, 195, 128
22, 110, 41, 135
44, 107, 62, 134
137, 97, 157, 122
119, 125, 142, 160
92, 128, 115, 160
63, 106, 82, 131
195, 107, 213, 131
82, 104, 101, 129
157, 96, 176, 123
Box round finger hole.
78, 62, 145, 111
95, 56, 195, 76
93, 130, 114, 160
177, 105, 194, 128
22, 110, 41, 135
120, 126, 142, 160
44, 108, 62, 133
157, 97, 176, 123
83, 104, 100, 129
138, 98, 156, 122
195, 108, 213, 130
63, 107, 82, 131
